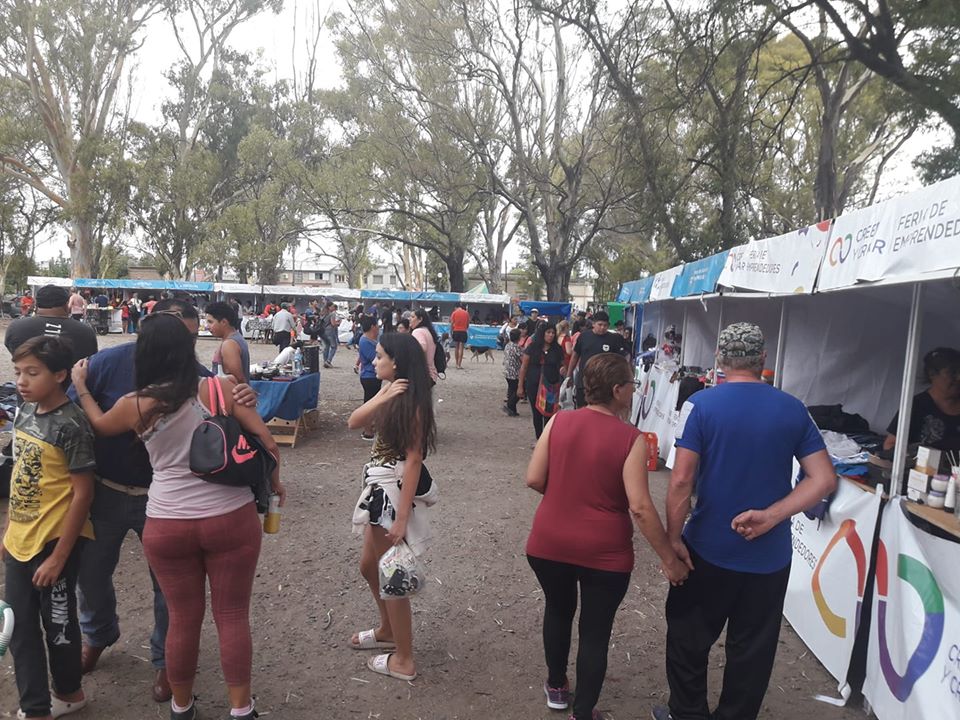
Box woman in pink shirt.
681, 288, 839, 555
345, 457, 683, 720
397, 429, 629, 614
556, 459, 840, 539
72, 313, 284, 720
409, 309, 440, 384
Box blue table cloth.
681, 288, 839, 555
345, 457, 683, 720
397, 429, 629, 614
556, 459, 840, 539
253, 372, 320, 421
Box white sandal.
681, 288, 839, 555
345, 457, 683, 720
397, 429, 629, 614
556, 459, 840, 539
366, 652, 417, 681
17, 695, 88, 720
350, 628, 396, 650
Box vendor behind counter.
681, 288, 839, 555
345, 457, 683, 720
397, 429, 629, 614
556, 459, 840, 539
884, 347, 960, 452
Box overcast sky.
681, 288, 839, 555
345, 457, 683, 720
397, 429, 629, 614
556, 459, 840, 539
35, 0, 940, 276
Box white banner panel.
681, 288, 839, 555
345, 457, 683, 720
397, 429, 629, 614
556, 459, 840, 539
649, 265, 683, 301
863, 498, 960, 720
718, 222, 832, 294
783, 480, 882, 684
819, 174, 960, 290
631, 365, 681, 459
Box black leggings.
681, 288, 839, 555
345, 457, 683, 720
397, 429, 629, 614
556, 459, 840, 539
527, 555, 630, 720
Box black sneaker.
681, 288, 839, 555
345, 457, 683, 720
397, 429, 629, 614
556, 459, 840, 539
650, 705, 673, 720
227, 710, 258, 720
171, 702, 199, 720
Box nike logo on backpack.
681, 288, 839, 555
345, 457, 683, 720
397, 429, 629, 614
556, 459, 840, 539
232, 435, 258, 464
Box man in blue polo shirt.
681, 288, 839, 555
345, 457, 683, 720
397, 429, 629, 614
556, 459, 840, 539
653, 323, 836, 720
70, 299, 257, 704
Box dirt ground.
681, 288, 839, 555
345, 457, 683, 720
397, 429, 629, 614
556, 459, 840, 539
0, 324, 864, 720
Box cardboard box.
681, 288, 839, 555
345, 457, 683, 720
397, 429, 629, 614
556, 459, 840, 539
908, 468, 932, 494
916, 446, 942, 475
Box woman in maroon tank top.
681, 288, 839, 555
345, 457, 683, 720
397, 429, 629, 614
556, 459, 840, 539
524, 354, 691, 720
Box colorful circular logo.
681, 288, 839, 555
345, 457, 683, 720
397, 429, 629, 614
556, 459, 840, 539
639, 378, 656, 420
812, 519, 867, 638
875, 540, 944, 701
828, 234, 852, 266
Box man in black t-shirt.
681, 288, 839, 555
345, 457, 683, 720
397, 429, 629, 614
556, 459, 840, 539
567, 310, 628, 408
3, 284, 98, 362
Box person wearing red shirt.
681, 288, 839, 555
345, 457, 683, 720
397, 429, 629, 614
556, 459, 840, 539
20, 291, 35, 317
449, 303, 470, 370
524, 353, 690, 719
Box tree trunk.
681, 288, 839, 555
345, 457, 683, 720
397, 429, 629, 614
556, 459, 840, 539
69, 217, 95, 278
543, 264, 571, 302
446, 253, 466, 293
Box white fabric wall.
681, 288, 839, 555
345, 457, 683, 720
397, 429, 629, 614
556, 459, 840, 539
779, 284, 914, 432
679, 298, 722, 368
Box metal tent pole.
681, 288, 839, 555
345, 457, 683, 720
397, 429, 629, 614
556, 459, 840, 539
680, 303, 689, 366
774, 298, 788, 389
714, 296, 725, 354
891, 283, 924, 497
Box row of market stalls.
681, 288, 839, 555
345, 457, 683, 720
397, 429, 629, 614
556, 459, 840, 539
25, 277, 513, 345
616, 173, 960, 720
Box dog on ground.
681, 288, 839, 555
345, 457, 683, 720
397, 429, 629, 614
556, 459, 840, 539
469, 346, 495, 362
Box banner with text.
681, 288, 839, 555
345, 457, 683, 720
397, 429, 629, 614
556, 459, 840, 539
819, 174, 960, 290
649, 265, 684, 301
631, 365, 681, 459
718, 222, 832, 294
783, 479, 882, 686
863, 498, 960, 720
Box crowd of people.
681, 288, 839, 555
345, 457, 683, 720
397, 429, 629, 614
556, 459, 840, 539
1, 284, 843, 720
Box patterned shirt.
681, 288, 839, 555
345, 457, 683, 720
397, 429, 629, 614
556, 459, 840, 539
503, 341, 522, 380
4, 401, 96, 561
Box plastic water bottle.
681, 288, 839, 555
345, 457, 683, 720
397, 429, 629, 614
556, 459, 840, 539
0, 600, 14, 657
293, 347, 303, 375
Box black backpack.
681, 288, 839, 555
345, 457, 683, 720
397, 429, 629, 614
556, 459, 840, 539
189, 377, 277, 512
433, 334, 447, 376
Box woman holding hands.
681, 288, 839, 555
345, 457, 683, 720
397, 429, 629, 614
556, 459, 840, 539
525, 353, 691, 720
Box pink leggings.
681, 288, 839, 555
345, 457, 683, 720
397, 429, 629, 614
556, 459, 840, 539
143, 503, 262, 686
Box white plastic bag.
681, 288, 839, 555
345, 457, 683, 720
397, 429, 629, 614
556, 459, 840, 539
378, 541, 424, 599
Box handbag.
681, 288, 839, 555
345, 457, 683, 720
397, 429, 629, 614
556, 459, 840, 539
536, 378, 562, 417
189, 377, 277, 513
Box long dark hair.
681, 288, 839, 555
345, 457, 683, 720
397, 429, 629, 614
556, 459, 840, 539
412, 308, 439, 343
528, 321, 559, 357
528, 322, 562, 383
377, 332, 437, 457
135, 313, 199, 429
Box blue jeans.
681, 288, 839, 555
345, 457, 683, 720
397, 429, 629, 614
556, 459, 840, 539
323, 327, 339, 364
77, 483, 168, 668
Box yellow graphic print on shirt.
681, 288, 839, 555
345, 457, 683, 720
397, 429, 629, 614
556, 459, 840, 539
4, 403, 96, 562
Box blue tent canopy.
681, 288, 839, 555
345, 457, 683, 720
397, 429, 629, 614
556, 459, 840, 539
73, 278, 214, 292
671, 251, 729, 297
616, 277, 654, 304
519, 300, 572, 318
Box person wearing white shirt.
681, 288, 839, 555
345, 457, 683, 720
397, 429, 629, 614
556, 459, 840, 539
271, 304, 296, 350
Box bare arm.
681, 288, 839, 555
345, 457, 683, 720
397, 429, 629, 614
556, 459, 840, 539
732, 449, 837, 540
347, 380, 407, 430
220, 339, 246, 386
566, 351, 580, 382
32, 470, 94, 587
387, 445, 423, 545
882, 433, 896, 451
623, 438, 691, 583
667, 447, 698, 542
517, 354, 531, 398
525, 414, 557, 493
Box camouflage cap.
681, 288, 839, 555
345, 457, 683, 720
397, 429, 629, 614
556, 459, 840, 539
718, 322, 764, 357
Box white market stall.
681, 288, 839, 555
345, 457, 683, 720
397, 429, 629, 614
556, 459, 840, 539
617, 173, 960, 720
